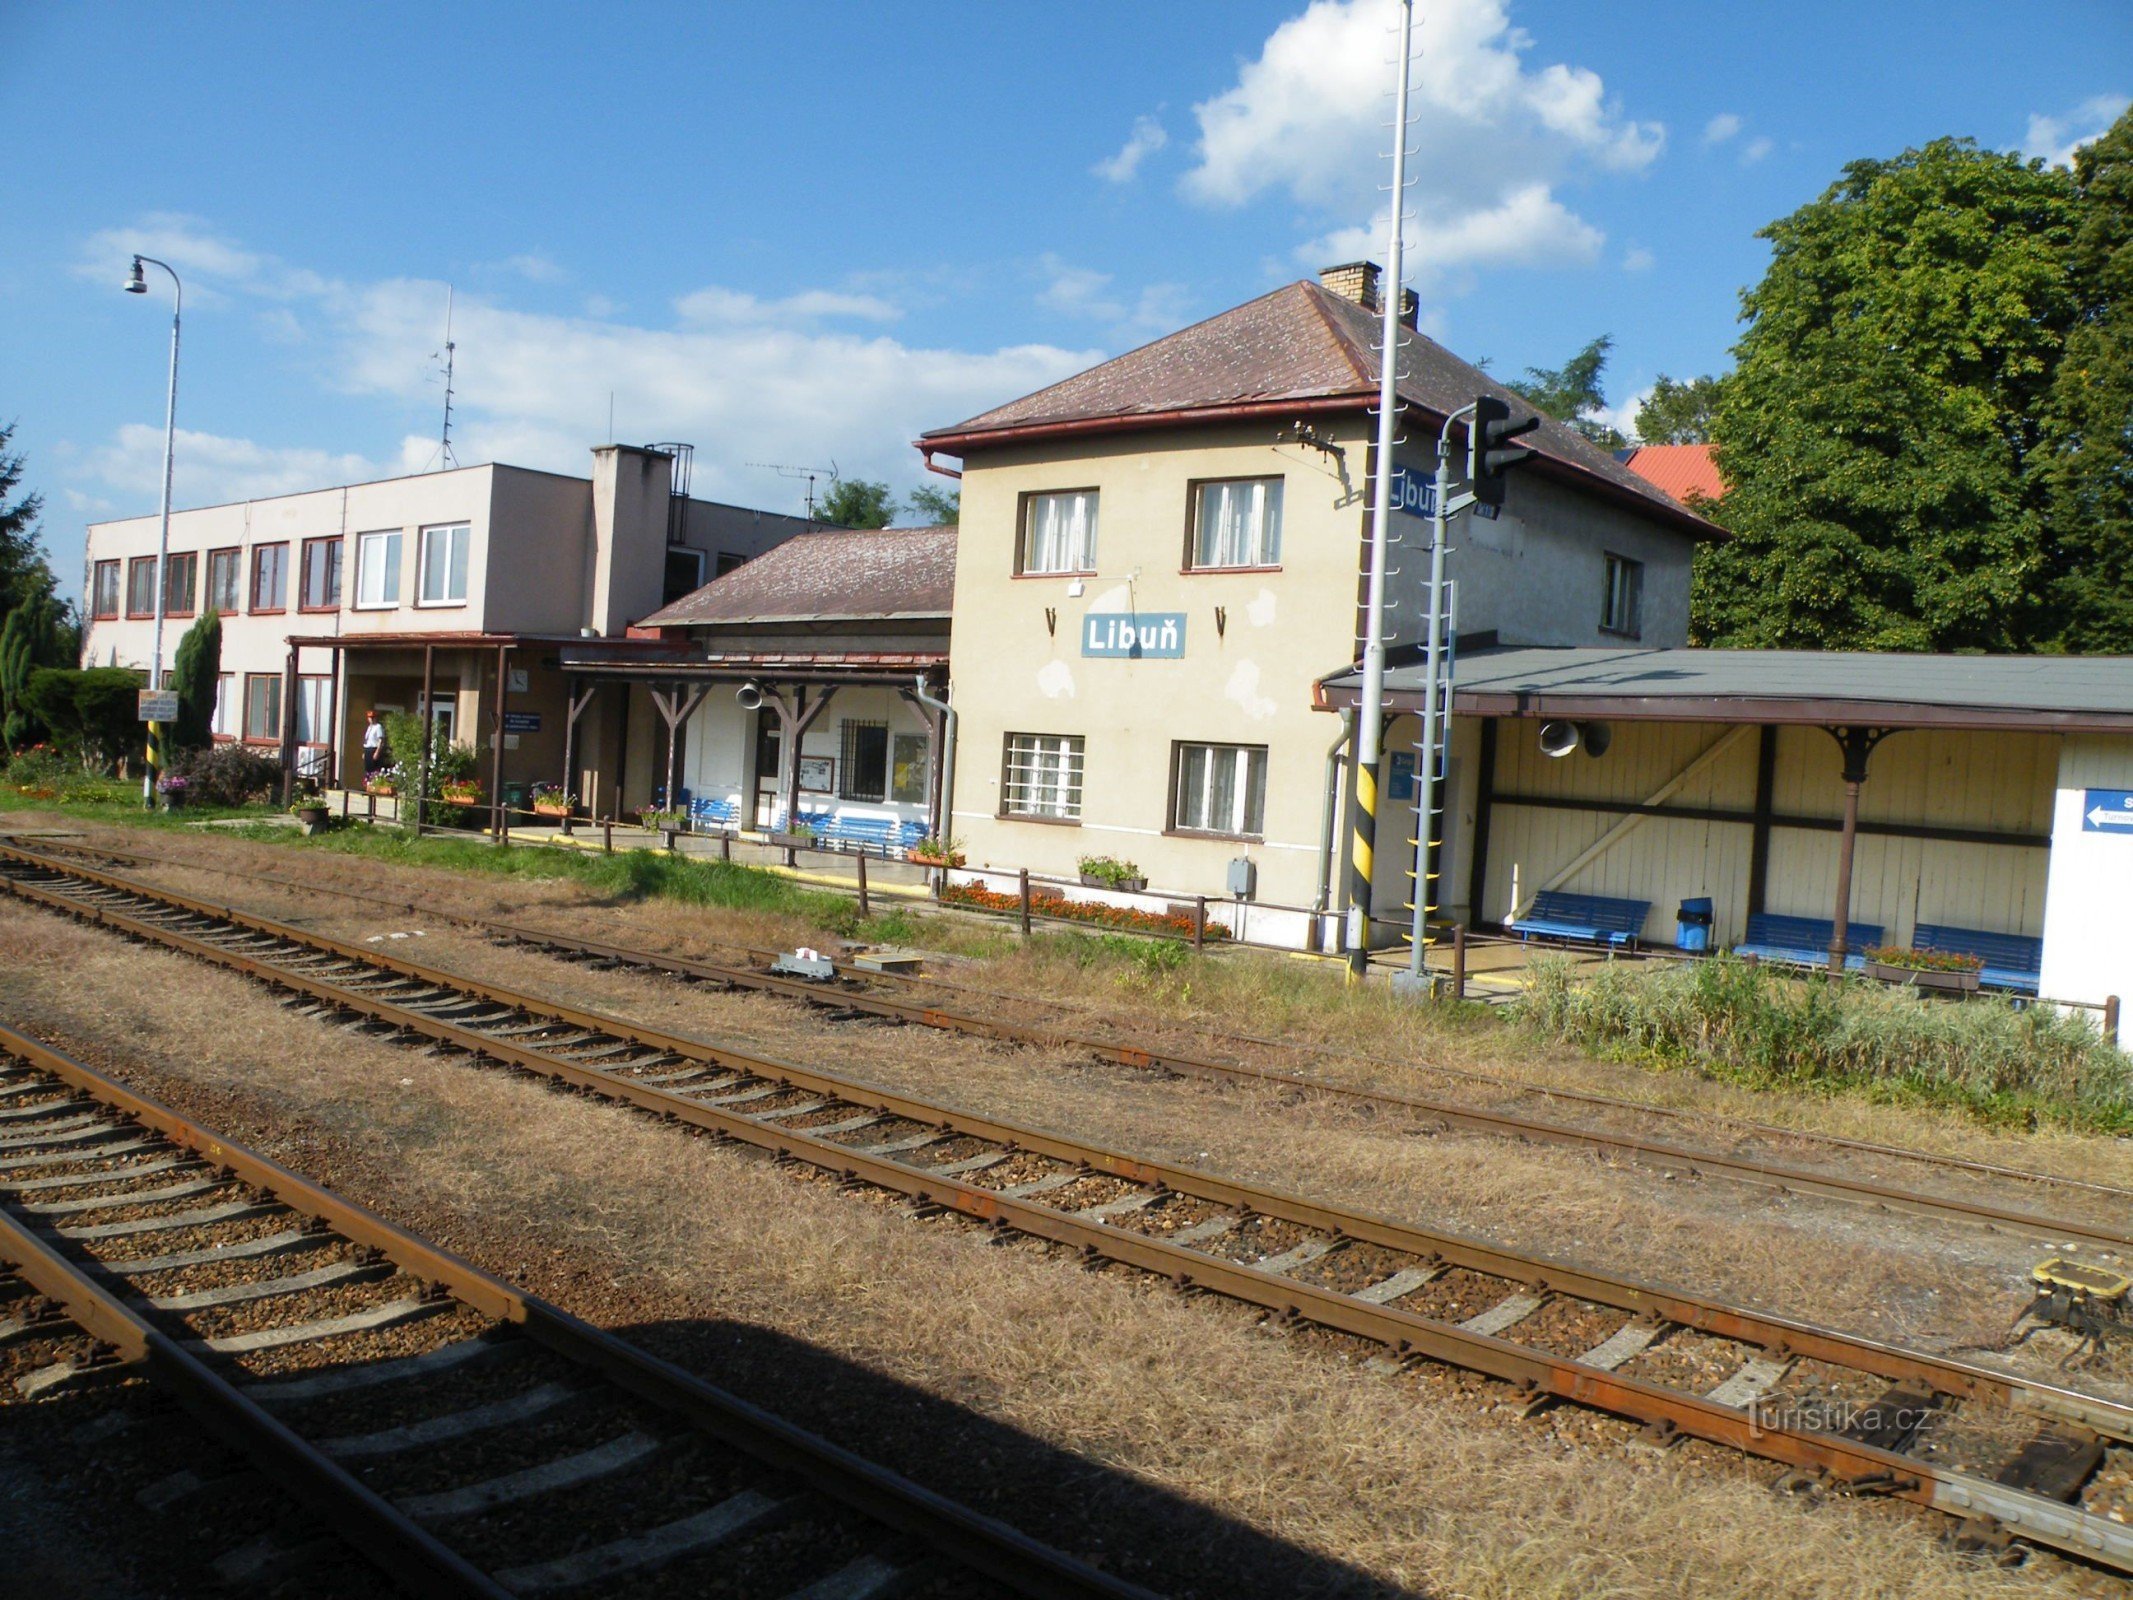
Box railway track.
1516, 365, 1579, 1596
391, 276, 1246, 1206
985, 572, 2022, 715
0, 1016, 1158, 1599
32, 834, 2133, 1254
7, 843, 2133, 1570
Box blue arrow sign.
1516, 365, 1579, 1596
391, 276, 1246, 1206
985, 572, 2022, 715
2083, 789, 2133, 832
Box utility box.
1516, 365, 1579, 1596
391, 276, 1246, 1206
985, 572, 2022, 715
1227, 857, 1257, 899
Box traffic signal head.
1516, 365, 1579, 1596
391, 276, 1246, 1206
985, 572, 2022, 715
1467, 395, 1542, 507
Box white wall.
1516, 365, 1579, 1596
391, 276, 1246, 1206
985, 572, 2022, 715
2039, 736, 2133, 1042
684, 685, 935, 831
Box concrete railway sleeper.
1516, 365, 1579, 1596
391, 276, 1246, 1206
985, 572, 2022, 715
7, 851, 2133, 1570
0, 1018, 1158, 1600
33, 835, 2133, 1238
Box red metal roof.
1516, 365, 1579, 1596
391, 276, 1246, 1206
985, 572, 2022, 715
1622, 444, 1724, 505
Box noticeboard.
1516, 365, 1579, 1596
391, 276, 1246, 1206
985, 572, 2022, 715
137, 689, 179, 723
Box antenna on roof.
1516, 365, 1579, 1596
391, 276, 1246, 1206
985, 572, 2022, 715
747, 460, 838, 521
435, 286, 459, 471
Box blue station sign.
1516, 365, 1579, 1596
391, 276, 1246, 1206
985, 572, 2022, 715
1082, 612, 1186, 659
2083, 789, 2133, 833
1388, 462, 1498, 521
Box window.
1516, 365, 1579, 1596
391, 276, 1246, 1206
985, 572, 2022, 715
243, 673, 282, 743
127, 556, 158, 617
1190, 477, 1284, 569
295, 675, 333, 744
1019, 490, 1098, 575
663, 546, 707, 604
162, 552, 198, 616
91, 560, 121, 619
300, 537, 343, 611
1001, 733, 1084, 821
207, 548, 243, 613
838, 720, 889, 802
1601, 553, 1643, 638
354, 530, 402, 608
890, 733, 929, 804
251, 543, 288, 612
1172, 742, 1268, 837
210, 673, 237, 739
715, 551, 747, 577
417, 522, 470, 605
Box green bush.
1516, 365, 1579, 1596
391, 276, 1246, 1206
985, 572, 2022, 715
1519, 952, 2133, 1131
21, 667, 143, 771
4, 744, 70, 788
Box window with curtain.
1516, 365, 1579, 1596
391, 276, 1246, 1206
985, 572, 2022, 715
301, 538, 343, 610
355, 530, 402, 608
207, 548, 242, 612
296, 676, 333, 744
251, 543, 288, 612
1190, 477, 1284, 569
163, 552, 198, 616
1601, 553, 1643, 638
418, 522, 470, 604
126, 557, 158, 616
243, 673, 282, 742
210, 674, 236, 738
91, 561, 121, 618
1001, 733, 1084, 820
1172, 742, 1268, 836
1019, 490, 1098, 574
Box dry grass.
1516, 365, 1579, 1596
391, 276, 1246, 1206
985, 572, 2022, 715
0, 898, 2101, 1599
34, 808, 2133, 1198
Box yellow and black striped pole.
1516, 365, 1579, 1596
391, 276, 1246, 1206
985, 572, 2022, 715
1345, 749, 1380, 979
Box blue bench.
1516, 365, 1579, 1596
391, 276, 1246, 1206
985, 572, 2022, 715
690, 794, 740, 830
1511, 890, 1652, 949
820, 815, 926, 856
1734, 912, 1885, 970
1914, 923, 2042, 994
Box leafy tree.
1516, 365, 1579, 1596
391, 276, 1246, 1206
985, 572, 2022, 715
1633, 374, 1725, 446
0, 597, 66, 751
905, 482, 960, 525
0, 421, 50, 612
813, 476, 896, 529
2037, 104, 2133, 651
1694, 139, 2079, 649
1506, 335, 1627, 450
168, 609, 222, 754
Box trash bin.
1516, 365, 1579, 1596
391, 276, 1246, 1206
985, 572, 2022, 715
501, 781, 530, 821
1676, 896, 1714, 953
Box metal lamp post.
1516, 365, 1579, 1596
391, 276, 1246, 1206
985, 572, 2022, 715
124, 253, 181, 809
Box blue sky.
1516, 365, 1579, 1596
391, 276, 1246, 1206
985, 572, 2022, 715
4, 1, 2126, 584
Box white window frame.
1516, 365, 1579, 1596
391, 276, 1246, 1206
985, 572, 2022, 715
1001, 732, 1084, 821
1018, 490, 1098, 575
1190, 477, 1284, 570
1601, 552, 1643, 639
416, 522, 471, 607
354, 529, 402, 610
1172, 742, 1268, 837
295, 676, 333, 745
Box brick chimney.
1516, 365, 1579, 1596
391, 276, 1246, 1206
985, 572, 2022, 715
1318, 260, 1419, 330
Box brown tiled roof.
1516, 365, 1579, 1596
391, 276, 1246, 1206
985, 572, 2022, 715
640, 525, 957, 627
921, 280, 1718, 537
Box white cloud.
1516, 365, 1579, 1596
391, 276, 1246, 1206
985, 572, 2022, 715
1740, 135, 1773, 166
1597, 387, 1649, 444
1183, 0, 1661, 284
81, 423, 386, 509
1094, 114, 1168, 183
1622, 245, 1655, 272
1702, 112, 1743, 145
80, 213, 329, 303
2023, 93, 2129, 168
1308, 183, 1604, 287
499, 253, 566, 284
1034, 255, 1190, 334
68, 218, 1100, 520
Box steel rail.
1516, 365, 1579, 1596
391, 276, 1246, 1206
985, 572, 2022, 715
40, 834, 2133, 1209
7, 852, 2133, 1568
0, 1019, 1158, 1600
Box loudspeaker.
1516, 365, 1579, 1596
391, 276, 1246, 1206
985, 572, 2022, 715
1578, 721, 1612, 759
1538, 721, 1579, 759
735, 682, 764, 710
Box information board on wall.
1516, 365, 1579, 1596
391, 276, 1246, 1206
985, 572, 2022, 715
2083, 789, 2133, 833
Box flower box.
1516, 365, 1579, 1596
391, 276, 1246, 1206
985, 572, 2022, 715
1864, 959, 1981, 995
533, 801, 572, 819
291, 803, 330, 836
1080, 871, 1147, 893
909, 847, 966, 868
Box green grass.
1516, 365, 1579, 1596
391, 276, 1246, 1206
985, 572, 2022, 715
1519, 951, 2133, 1133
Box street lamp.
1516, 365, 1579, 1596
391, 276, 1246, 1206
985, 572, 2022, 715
123, 254, 181, 809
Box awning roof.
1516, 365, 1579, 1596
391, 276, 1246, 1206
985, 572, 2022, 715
1316, 645, 2133, 732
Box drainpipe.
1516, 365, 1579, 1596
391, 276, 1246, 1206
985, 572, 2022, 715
1315, 709, 1355, 917
911, 673, 956, 843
